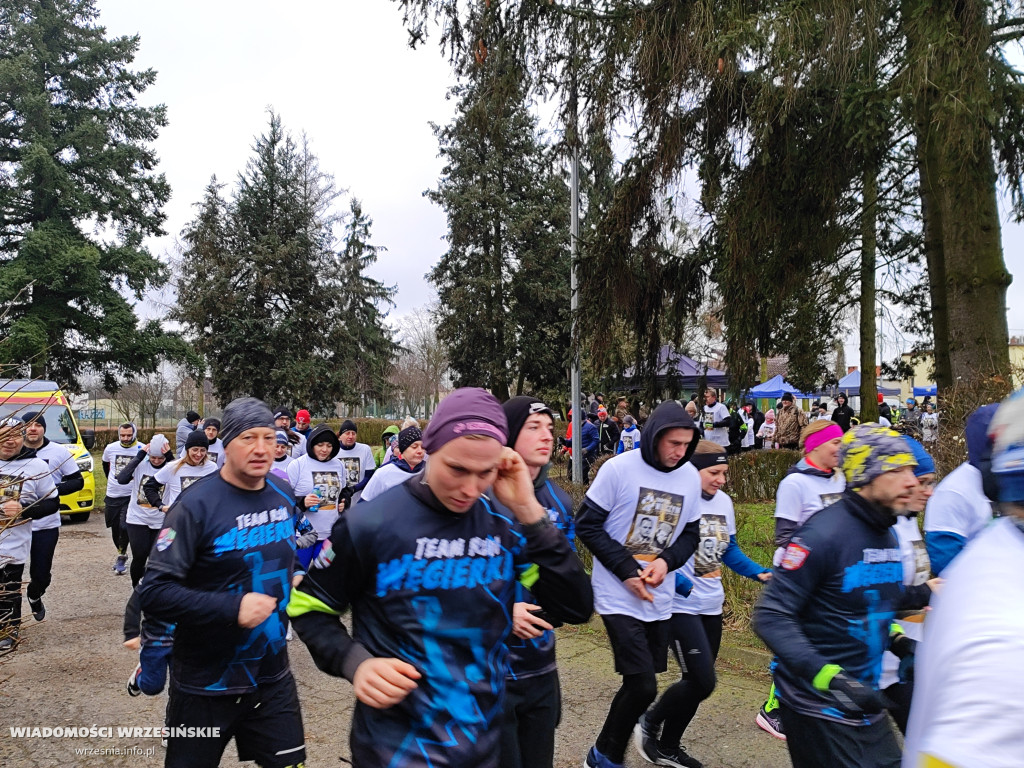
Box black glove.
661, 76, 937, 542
828, 671, 884, 716
889, 632, 917, 682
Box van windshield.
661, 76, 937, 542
0, 404, 79, 445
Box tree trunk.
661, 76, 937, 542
859, 165, 879, 422
914, 114, 953, 390
905, 0, 1012, 391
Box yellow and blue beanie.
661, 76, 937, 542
839, 423, 917, 488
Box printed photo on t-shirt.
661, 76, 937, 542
181, 475, 204, 492
312, 471, 341, 511
341, 457, 361, 487
819, 492, 843, 508
113, 454, 134, 475
695, 513, 729, 578
911, 540, 930, 585
137, 475, 160, 507
621, 433, 638, 451
625, 487, 684, 562
0, 474, 24, 503
207, 452, 219, 465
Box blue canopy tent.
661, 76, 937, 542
620, 345, 729, 392
747, 374, 813, 400
913, 385, 937, 397
825, 369, 902, 398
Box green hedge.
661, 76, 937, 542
726, 449, 802, 502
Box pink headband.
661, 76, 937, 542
804, 424, 843, 454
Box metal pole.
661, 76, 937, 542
569, 2, 582, 485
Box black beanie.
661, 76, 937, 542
204, 418, 221, 431
502, 396, 553, 448
185, 430, 210, 450
186, 410, 201, 423
22, 411, 45, 429
398, 426, 423, 453
339, 419, 358, 435
221, 398, 276, 447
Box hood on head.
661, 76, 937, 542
307, 423, 340, 461
639, 401, 700, 472
381, 425, 400, 445
966, 404, 999, 469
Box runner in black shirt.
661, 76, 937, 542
288, 388, 592, 768
138, 398, 306, 768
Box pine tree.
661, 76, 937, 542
175, 113, 396, 412
337, 198, 398, 404
0, 0, 173, 389
427, 49, 570, 401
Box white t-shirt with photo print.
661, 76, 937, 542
125, 457, 169, 529
584, 450, 701, 622
337, 443, 375, 487
154, 459, 218, 509
0, 454, 57, 563
672, 490, 735, 616
772, 467, 846, 565
287, 454, 347, 540
102, 441, 140, 499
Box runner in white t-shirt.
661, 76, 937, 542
146, 430, 218, 510
701, 389, 731, 446
358, 426, 424, 503
116, 434, 174, 589
101, 423, 140, 574
287, 423, 348, 570
577, 401, 702, 768
923, 403, 999, 575
202, 418, 226, 468
336, 419, 376, 495
758, 419, 846, 741
904, 390, 1024, 768
637, 441, 770, 767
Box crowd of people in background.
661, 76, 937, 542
2, 378, 1020, 768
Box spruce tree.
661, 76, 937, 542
0, 0, 173, 389
427, 49, 570, 400
175, 113, 396, 412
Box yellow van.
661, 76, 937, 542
0, 379, 96, 523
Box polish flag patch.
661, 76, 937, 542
780, 542, 810, 570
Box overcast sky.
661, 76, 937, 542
96, 1, 1024, 364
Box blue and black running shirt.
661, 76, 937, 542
141, 474, 299, 695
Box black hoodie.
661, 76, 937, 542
298, 424, 352, 512
578, 401, 702, 583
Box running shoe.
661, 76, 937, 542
0, 635, 15, 656
584, 745, 624, 768
633, 717, 659, 764
113, 554, 128, 575
127, 664, 143, 696
755, 703, 786, 740
28, 595, 45, 621
652, 746, 705, 768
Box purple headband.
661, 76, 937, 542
422, 388, 509, 453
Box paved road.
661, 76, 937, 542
0, 513, 791, 767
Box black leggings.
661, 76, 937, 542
649, 613, 723, 750
595, 672, 659, 763
27, 527, 59, 601
126, 524, 159, 587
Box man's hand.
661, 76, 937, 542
623, 575, 654, 602
238, 593, 277, 628
2, 499, 21, 518
639, 558, 668, 588
352, 657, 421, 709
491, 448, 544, 524
512, 602, 553, 639
757, 571, 772, 582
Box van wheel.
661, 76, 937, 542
66, 512, 90, 524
